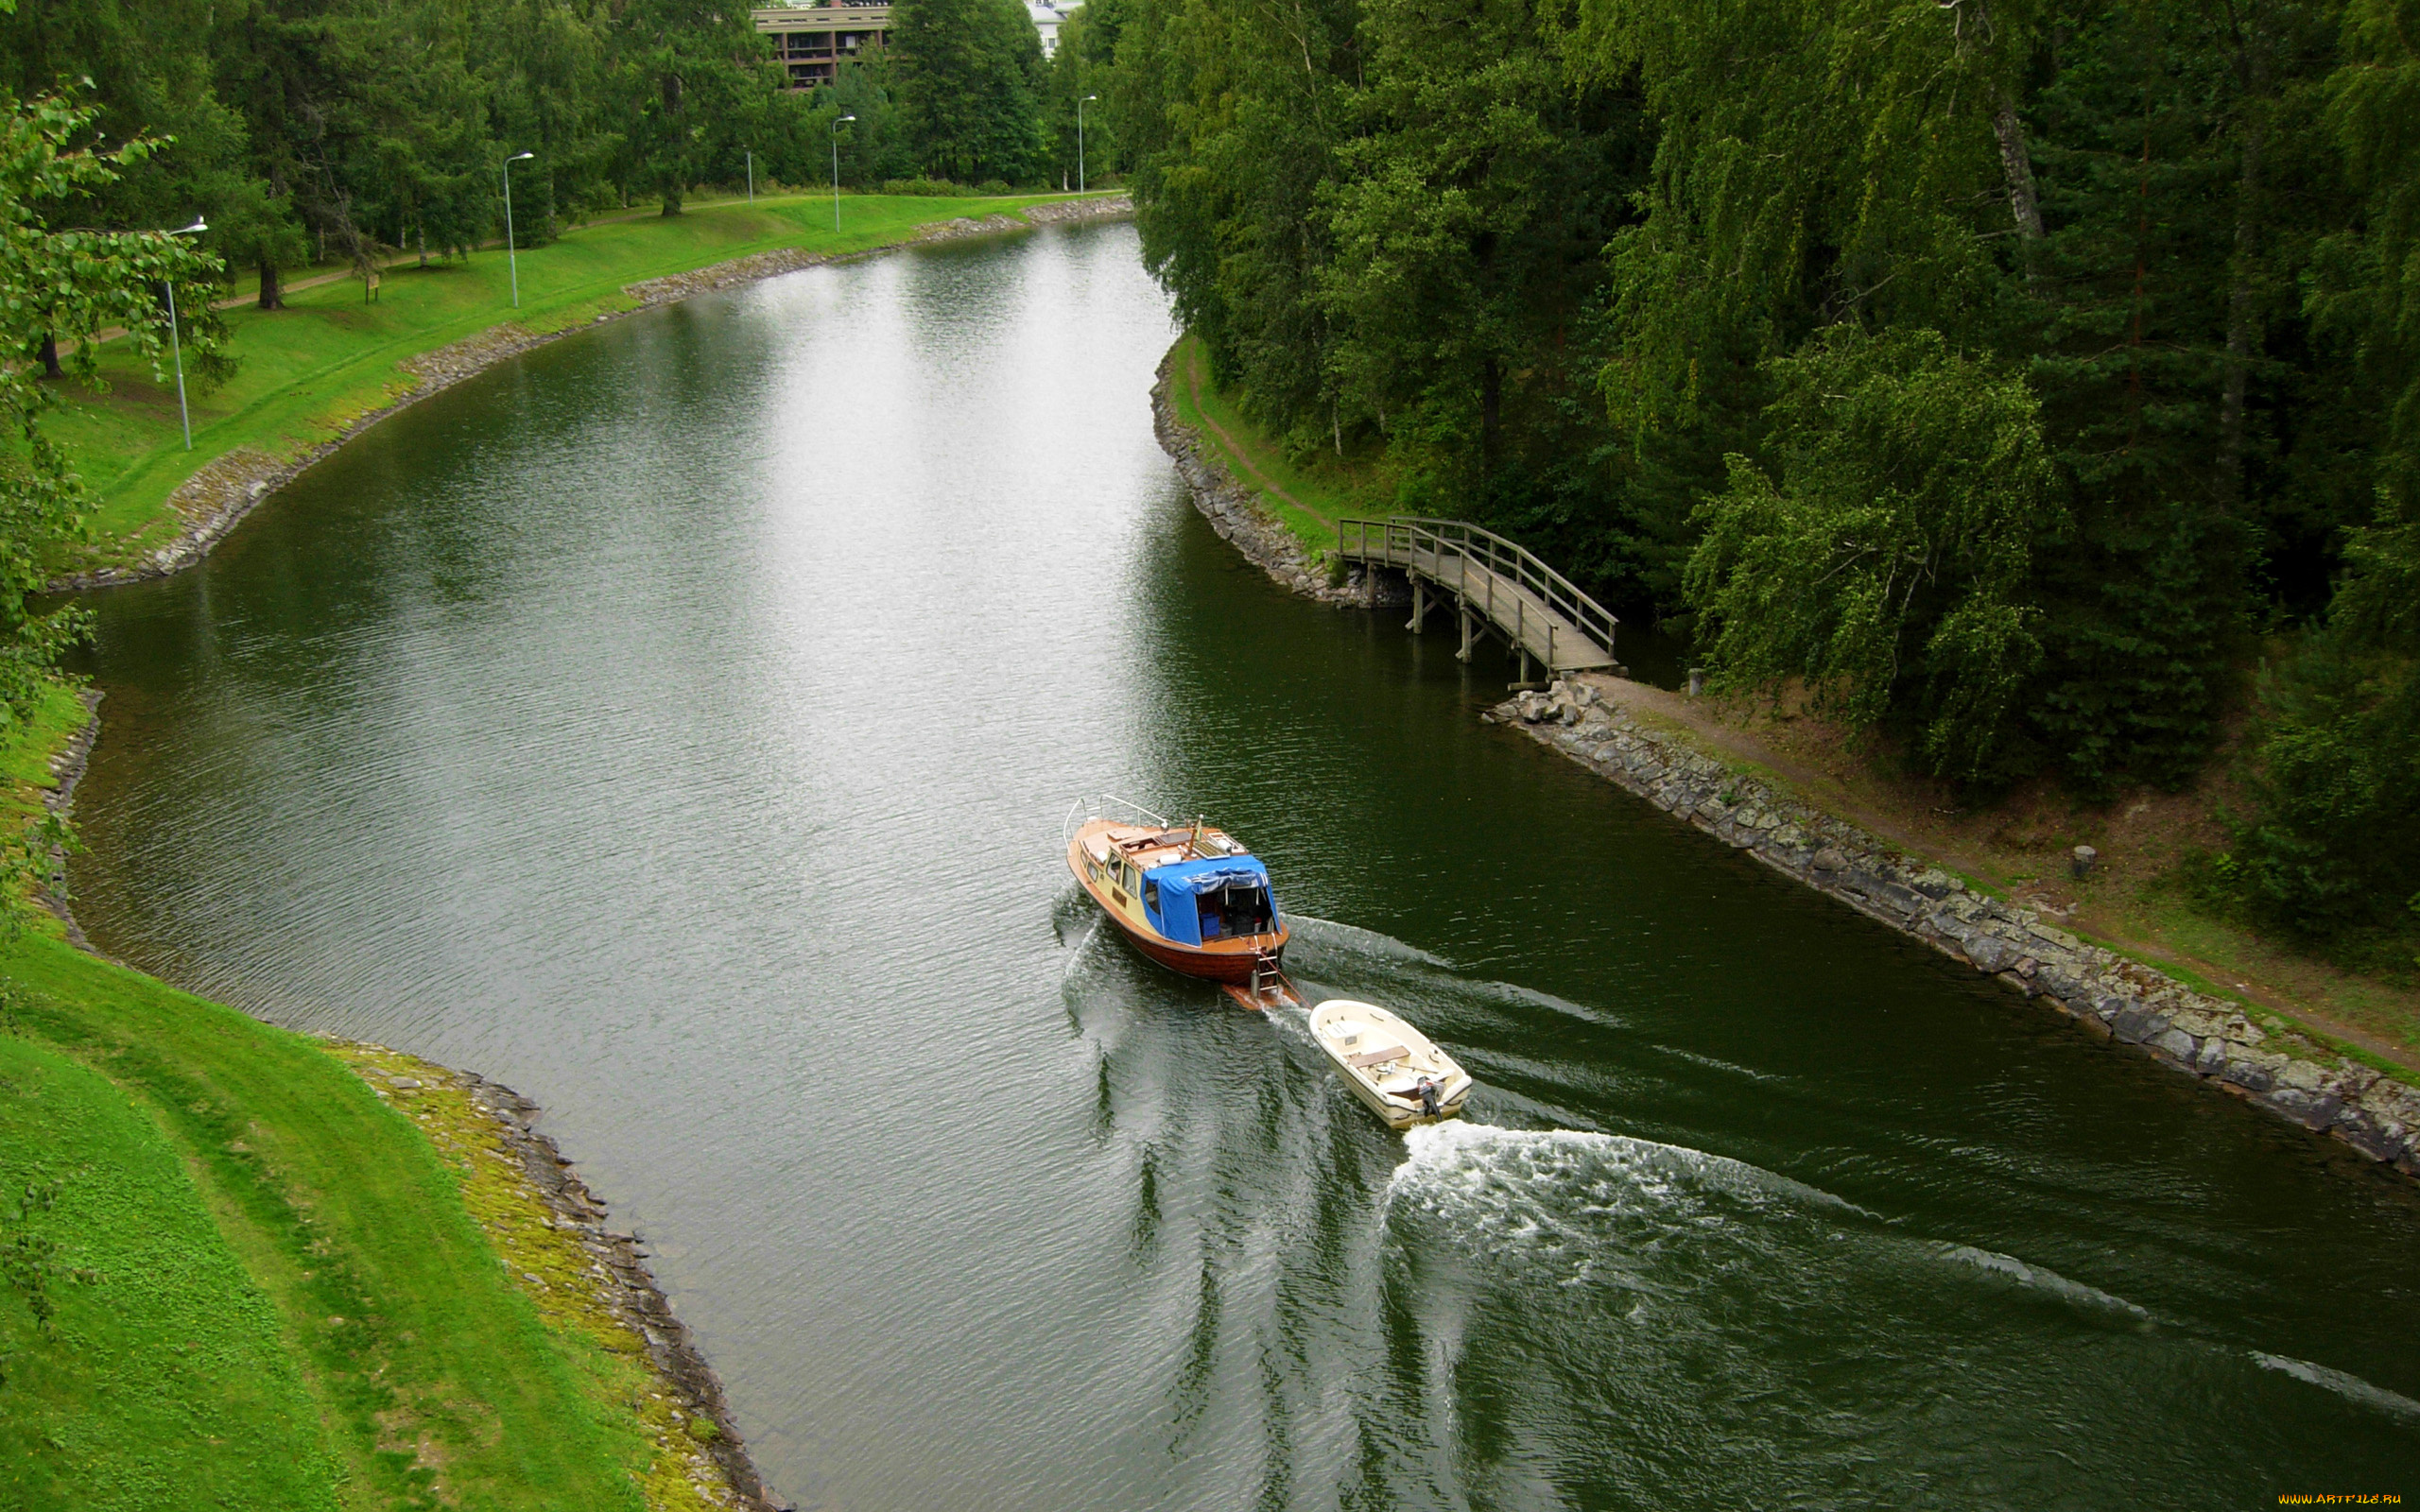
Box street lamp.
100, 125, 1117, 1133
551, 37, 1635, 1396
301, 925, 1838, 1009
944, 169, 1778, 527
831, 115, 856, 232
163, 217, 207, 451
747, 149, 755, 204
1080, 95, 1098, 195
502, 151, 535, 308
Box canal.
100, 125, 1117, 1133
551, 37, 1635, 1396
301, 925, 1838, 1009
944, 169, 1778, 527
67, 223, 2420, 1507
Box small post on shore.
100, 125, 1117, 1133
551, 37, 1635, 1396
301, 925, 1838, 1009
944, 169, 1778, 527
1688, 666, 1705, 698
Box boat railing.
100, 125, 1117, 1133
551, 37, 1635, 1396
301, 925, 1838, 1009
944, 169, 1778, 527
1061, 793, 1172, 845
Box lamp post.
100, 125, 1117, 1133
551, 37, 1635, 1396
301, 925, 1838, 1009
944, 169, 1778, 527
1079, 94, 1098, 195
831, 115, 856, 232
747, 149, 754, 203
163, 217, 207, 451
502, 151, 535, 308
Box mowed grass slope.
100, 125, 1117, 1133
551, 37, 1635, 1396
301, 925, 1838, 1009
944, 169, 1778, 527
51, 191, 1098, 566
0, 701, 670, 1510
0, 1033, 337, 1509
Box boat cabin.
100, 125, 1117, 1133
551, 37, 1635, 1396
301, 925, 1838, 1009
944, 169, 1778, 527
1074, 822, 1281, 946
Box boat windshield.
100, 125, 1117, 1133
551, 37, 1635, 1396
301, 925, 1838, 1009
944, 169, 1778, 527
1198, 885, 1274, 940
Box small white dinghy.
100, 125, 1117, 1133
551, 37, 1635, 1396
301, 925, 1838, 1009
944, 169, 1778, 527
1308, 999, 1472, 1129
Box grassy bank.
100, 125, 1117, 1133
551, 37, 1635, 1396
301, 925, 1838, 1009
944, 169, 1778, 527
0, 697, 721, 1509
1165, 333, 1380, 560
1162, 337, 2420, 1074
50, 190, 1110, 573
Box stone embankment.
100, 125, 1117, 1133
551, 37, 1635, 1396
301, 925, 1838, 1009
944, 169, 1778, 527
55, 195, 1136, 593
1494, 679, 2420, 1178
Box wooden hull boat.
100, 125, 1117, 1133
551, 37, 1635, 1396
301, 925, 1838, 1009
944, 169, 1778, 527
1064, 797, 1289, 1001
1308, 999, 1472, 1129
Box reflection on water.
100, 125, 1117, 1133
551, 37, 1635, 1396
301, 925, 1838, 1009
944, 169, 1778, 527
66, 224, 2420, 1506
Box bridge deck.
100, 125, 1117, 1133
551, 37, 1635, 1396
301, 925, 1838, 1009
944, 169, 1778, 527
1337, 518, 1618, 677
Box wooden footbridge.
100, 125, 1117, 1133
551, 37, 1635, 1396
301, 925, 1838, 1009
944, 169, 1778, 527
1336, 518, 1619, 685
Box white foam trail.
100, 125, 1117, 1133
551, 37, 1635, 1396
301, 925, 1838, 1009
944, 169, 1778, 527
1936, 1245, 2152, 1322
1392, 1121, 1861, 1217
1284, 915, 1453, 968
2253, 1352, 2420, 1422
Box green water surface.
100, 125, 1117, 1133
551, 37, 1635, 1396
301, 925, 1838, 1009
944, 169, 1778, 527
66, 224, 2420, 1509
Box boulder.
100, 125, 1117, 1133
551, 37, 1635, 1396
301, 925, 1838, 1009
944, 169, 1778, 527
2221, 1050, 2288, 1093
2112, 1004, 2170, 1045
2149, 1027, 2200, 1066
2262, 1087, 2343, 1130
1810, 847, 1848, 873
1910, 868, 1961, 899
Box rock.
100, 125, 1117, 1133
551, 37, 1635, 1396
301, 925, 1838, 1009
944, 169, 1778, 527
1995, 971, 2033, 996
2071, 845, 2099, 878
2262, 1087, 2343, 1130
2193, 1038, 2231, 1075
2112, 1005, 2170, 1045
2150, 1027, 2200, 1065
1962, 934, 2016, 973
1810, 847, 1847, 873
1910, 868, 1961, 899
2034, 965, 2089, 1003
2221, 1050, 2288, 1093
2275, 1057, 2329, 1094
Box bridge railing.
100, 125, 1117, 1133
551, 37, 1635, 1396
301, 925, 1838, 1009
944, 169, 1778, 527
1337, 516, 1618, 664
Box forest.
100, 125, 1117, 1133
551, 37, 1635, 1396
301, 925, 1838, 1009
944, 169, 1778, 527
1091, 0, 2420, 967
0, 0, 1101, 309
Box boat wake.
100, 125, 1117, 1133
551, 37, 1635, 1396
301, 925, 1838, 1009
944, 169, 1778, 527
1283, 915, 1454, 969
1382, 1121, 1865, 1292
1933, 1244, 2153, 1324
2252, 1352, 2420, 1422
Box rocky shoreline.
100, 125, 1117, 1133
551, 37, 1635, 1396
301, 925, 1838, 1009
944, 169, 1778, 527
52, 193, 1135, 594
337, 1046, 786, 1511
1150, 351, 2420, 1183
1492, 681, 2420, 1177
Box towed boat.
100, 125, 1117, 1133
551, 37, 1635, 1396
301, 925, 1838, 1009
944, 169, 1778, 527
1308, 999, 1472, 1128
1064, 796, 1295, 1005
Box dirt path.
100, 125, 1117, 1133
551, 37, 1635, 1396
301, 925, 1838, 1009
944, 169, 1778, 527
1582, 673, 2419, 1073
1180, 343, 1333, 530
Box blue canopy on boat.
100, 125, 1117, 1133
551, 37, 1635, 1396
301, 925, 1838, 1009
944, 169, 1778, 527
1145, 857, 1271, 897
1141, 855, 1279, 946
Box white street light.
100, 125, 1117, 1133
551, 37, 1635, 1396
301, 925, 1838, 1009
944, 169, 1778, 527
164, 217, 207, 451
832, 115, 856, 232
1080, 95, 1098, 195
747, 149, 755, 204
503, 151, 535, 308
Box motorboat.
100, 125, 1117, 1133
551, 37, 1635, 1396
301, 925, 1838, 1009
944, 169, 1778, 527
1308, 999, 1472, 1128
1063, 796, 1300, 1008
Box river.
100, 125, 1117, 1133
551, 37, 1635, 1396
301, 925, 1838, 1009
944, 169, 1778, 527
66, 224, 2420, 1508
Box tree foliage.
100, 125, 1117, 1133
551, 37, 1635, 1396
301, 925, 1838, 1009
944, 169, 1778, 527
1686, 330, 2058, 778
893, 0, 1047, 183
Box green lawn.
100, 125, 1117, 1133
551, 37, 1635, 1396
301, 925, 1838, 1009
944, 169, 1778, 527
0, 697, 691, 1510
52, 191, 1113, 570
0, 1033, 338, 1510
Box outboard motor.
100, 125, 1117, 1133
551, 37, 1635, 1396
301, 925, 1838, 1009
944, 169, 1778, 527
1415, 1076, 1442, 1118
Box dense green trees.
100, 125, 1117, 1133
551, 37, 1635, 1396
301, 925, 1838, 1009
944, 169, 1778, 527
1111, 0, 2420, 956
893, 0, 1048, 183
